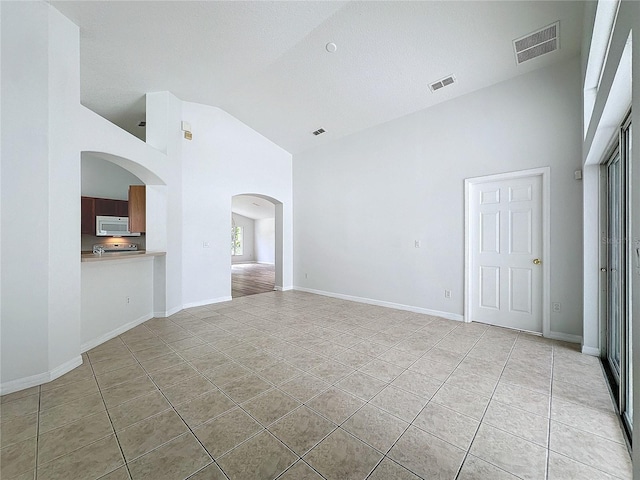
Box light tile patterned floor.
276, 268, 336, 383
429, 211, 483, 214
0, 291, 632, 480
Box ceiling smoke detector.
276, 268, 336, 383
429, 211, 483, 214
312, 128, 326, 136
513, 22, 559, 65
429, 75, 456, 93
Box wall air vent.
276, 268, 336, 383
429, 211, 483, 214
513, 22, 559, 65
138, 121, 146, 127
429, 75, 456, 93
312, 128, 326, 136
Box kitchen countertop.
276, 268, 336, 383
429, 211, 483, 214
81, 251, 166, 262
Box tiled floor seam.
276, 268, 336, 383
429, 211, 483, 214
115, 336, 226, 478
451, 328, 521, 480
546, 340, 555, 480
85, 349, 133, 480
33, 386, 42, 480
274, 459, 327, 480
132, 340, 262, 480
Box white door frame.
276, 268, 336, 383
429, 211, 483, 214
464, 167, 551, 337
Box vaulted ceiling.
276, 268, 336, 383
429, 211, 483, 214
52, 1, 585, 154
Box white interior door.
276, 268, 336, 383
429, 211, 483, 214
468, 174, 543, 332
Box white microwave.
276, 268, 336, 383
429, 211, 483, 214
96, 216, 141, 237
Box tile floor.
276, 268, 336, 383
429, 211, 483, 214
0, 291, 632, 480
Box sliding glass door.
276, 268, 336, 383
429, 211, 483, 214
603, 111, 632, 438
606, 149, 623, 378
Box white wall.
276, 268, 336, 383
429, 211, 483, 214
1, 1, 53, 386
180, 102, 293, 307
82, 154, 143, 200
231, 213, 255, 263
81, 257, 154, 350
0, 2, 171, 394
294, 58, 583, 338
255, 218, 276, 264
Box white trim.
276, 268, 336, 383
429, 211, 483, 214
582, 345, 601, 357
464, 167, 551, 337
182, 297, 232, 309
0, 355, 82, 396
274, 286, 293, 292
547, 330, 583, 344
155, 305, 183, 318
294, 287, 464, 322
81, 313, 153, 353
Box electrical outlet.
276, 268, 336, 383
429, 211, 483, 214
305, 273, 308, 279
552, 302, 561, 313
415, 240, 421, 248
203, 241, 210, 248
444, 290, 452, 299
126, 296, 130, 304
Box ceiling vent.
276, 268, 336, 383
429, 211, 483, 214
513, 22, 559, 65
429, 75, 456, 93
312, 128, 326, 136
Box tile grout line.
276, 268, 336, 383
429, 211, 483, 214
349, 321, 491, 480
117, 318, 234, 480
34, 385, 42, 480
452, 328, 524, 480
545, 342, 556, 480
85, 351, 134, 480
19, 292, 616, 480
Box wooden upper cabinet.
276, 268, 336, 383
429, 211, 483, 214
94, 198, 128, 217
115, 200, 128, 217
95, 198, 118, 217
128, 185, 146, 233
82, 196, 130, 236
81, 197, 96, 235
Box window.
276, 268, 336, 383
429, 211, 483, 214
231, 225, 243, 256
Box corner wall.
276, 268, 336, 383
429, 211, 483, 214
293, 58, 583, 338
180, 102, 293, 306
1, 2, 83, 389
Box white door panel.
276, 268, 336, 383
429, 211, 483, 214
469, 175, 543, 332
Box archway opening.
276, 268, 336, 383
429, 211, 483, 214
231, 194, 283, 297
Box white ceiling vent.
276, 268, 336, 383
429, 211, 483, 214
429, 75, 456, 93
312, 128, 326, 136
513, 22, 559, 65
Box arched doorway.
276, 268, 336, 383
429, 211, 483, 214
231, 194, 283, 297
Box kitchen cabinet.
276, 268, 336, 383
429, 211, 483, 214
81, 196, 129, 235
95, 198, 128, 217
81, 197, 96, 235
128, 185, 146, 233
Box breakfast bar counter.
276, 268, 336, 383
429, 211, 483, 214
80, 251, 166, 262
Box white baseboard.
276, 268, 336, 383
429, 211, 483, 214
155, 305, 182, 318
81, 313, 154, 353
547, 330, 582, 344
0, 355, 82, 396
274, 286, 293, 292
582, 345, 601, 356
293, 287, 464, 322
182, 296, 232, 309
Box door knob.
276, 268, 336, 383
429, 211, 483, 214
533, 258, 541, 265
601, 268, 607, 272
